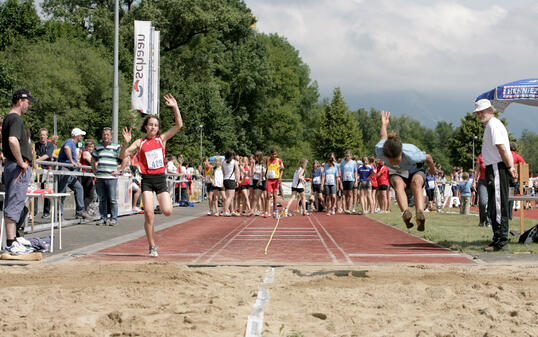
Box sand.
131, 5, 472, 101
0, 262, 537, 337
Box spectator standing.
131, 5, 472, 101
92, 127, 123, 226
2, 89, 35, 254
474, 99, 517, 251
473, 153, 490, 227
57, 128, 91, 219
80, 139, 96, 212
459, 172, 472, 215
508, 141, 526, 219
35, 128, 54, 218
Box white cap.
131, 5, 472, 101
474, 99, 493, 112
71, 128, 86, 137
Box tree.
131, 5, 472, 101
449, 112, 485, 169
519, 130, 538, 174
313, 88, 363, 160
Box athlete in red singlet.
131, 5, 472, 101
120, 93, 183, 257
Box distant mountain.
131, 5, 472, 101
338, 89, 535, 138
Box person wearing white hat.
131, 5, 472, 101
57, 127, 91, 219
473, 99, 517, 252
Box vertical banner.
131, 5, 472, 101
131, 20, 152, 113
151, 30, 160, 116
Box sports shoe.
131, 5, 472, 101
283, 209, 288, 217
96, 219, 106, 226
484, 244, 509, 252
132, 207, 142, 213
416, 210, 426, 231
345, 210, 351, 215
149, 245, 159, 257
5, 241, 32, 255
76, 212, 92, 220
478, 222, 484, 227
207, 211, 212, 216
263, 212, 269, 218
402, 209, 414, 229
255, 211, 261, 216
232, 212, 240, 217
214, 212, 220, 217
331, 210, 336, 215
326, 212, 331, 216
109, 219, 117, 226
224, 212, 232, 217
42, 213, 50, 219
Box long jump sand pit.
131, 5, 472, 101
1, 262, 537, 336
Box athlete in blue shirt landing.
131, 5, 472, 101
375, 111, 436, 231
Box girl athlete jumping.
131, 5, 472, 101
120, 93, 183, 257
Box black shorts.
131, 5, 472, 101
426, 189, 434, 201
378, 184, 389, 191
256, 180, 267, 191
312, 184, 322, 193
292, 187, 305, 193
224, 179, 236, 190
206, 182, 214, 193
213, 186, 224, 192
141, 173, 168, 194
372, 185, 378, 190
359, 180, 371, 190
389, 170, 426, 189
342, 181, 355, 191
240, 185, 249, 190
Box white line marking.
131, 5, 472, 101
235, 238, 321, 241
205, 217, 258, 263
348, 253, 464, 257
307, 215, 338, 263
237, 234, 318, 237
192, 217, 256, 264
312, 214, 353, 264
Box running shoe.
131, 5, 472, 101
326, 212, 331, 216
402, 209, 414, 229
255, 211, 261, 216
214, 212, 220, 217
416, 210, 426, 231
132, 207, 142, 213
96, 219, 106, 226
5, 241, 32, 255
224, 212, 232, 217
304, 212, 310, 216
207, 211, 212, 216
149, 245, 158, 257
232, 212, 240, 217
345, 209, 351, 215
263, 212, 269, 218
331, 210, 336, 215
109, 219, 117, 226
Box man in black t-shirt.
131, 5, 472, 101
2, 89, 35, 254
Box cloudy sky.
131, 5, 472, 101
245, 0, 538, 137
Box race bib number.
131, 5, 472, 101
428, 181, 435, 189
326, 174, 335, 185
267, 170, 276, 179
388, 167, 409, 178
344, 171, 353, 181
313, 176, 321, 184
253, 173, 261, 180
145, 149, 164, 170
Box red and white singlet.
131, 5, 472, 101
138, 136, 166, 174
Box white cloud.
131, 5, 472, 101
247, 0, 538, 96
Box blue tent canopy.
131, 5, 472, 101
476, 78, 538, 112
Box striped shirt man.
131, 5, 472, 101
92, 142, 122, 179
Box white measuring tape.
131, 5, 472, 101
245, 267, 274, 337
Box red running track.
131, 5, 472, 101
85, 213, 473, 264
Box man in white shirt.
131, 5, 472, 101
474, 99, 518, 251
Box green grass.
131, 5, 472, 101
367, 204, 538, 254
